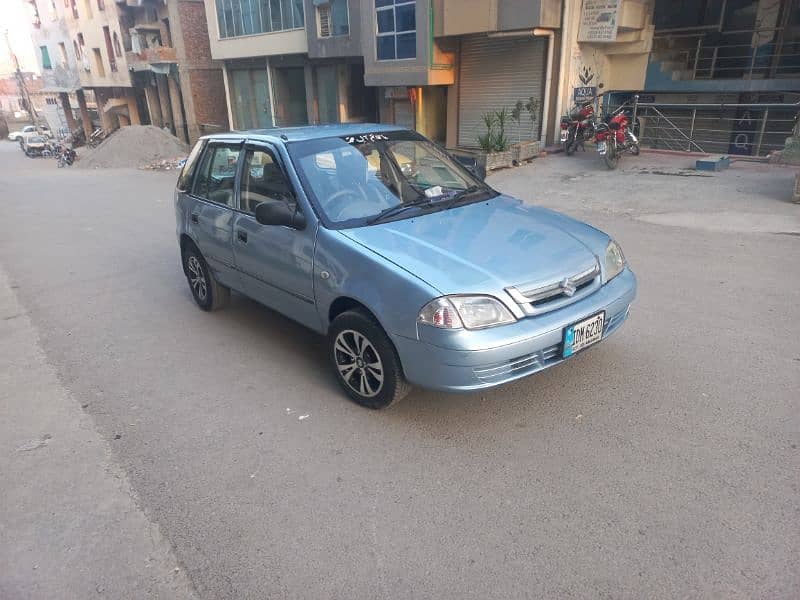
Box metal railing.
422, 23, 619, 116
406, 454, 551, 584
603, 94, 800, 157
653, 27, 800, 81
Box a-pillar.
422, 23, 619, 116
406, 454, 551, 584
76, 89, 93, 139
145, 81, 163, 128
59, 92, 77, 133
167, 73, 186, 142
155, 74, 174, 134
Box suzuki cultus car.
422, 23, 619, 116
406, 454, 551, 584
175, 125, 636, 408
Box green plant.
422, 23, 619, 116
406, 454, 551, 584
494, 107, 510, 151
524, 96, 540, 139
510, 100, 524, 144
477, 111, 497, 153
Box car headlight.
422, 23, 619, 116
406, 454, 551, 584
418, 295, 516, 330
603, 240, 626, 282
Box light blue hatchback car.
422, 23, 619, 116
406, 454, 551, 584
175, 124, 636, 408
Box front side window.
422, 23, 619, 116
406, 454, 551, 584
376, 0, 415, 60
288, 131, 493, 229
240, 146, 295, 213
192, 143, 242, 206
177, 140, 206, 192
215, 0, 305, 39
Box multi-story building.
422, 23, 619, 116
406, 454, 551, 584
27, 0, 226, 143
204, 0, 564, 148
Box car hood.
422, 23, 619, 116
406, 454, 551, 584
339, 195, 605, 295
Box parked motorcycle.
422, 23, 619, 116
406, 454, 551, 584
560, 101, 596, 155
57, 146, 76, 167
594, 111, 640, 169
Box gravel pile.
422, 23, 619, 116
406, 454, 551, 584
77, 125, 189, 169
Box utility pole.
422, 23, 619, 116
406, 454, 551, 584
4, 29, 42, 131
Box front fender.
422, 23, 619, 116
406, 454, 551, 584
313, 228, 440, 338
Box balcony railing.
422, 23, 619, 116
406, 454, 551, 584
126, 46, 177, 65
653, 28, 800, 81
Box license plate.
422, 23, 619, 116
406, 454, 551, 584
597, 141, 607, 154
560, 130, 568, 142
563, 312, 605, 358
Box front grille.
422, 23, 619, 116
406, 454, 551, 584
473, 343, 562, 384
506, 262, 601, 316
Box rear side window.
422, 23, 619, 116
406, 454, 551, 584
192, 143, 242, 207
177, 140, 205, 192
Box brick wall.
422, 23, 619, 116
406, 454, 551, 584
177, 0, 214, 66
172, 0, 228, 142
185, 68, 228, 140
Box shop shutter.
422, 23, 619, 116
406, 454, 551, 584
458, 35, 547, 148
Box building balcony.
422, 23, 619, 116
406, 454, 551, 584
434, 0, 560, 37
126, 46, 177, 71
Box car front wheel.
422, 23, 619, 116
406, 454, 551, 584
328, 309, 410, 409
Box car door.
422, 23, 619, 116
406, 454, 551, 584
232, 142, 318, 330
185, 141, 243, 289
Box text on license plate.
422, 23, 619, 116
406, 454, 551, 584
560, 130, 568, 142
597, 141, 607, 154
563, 312, 605, 358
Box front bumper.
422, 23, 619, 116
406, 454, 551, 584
391, 268, 636, 392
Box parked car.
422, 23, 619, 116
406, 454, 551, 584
22, 134, 48, 157
8, 124, 51, 142
175, 125, 636, 408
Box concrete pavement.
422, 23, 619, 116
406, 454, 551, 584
0, 142, 798, 599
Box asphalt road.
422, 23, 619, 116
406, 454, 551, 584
1, 141, 798, 599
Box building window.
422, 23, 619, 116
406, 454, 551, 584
58, 42, 68, 67
40, 46, 52, 69
376, 0, 415, 60
92, 48, 105, 77
318, 0, 348, 38
112, 32, 122, 57
214, 0, 304, 39
103, 27, 117, 71
97, 0, 104, 9
69, 0, 78, 19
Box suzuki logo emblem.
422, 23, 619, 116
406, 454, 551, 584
560, 278, 577, 297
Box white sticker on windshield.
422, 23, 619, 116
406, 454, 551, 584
343, 134, 389, 144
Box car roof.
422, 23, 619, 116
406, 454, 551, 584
199, 123, 407, 144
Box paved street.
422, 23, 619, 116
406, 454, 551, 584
1, 141, 798, 599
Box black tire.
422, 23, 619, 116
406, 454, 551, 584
328, 309, 411, 409
603, 143, 619, 169
629, 142, 640, 156
564, 130, 577, 156
182, 243, 230, 311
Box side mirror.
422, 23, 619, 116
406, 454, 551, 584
254, 200, 306, 229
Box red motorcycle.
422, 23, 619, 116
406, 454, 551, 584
560, 101, 596, 156
594, 111, 640, 169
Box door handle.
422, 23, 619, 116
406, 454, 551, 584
190, 213, 199, 224
237, 229, 248, 243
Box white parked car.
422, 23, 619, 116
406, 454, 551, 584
8, 124, 51, 142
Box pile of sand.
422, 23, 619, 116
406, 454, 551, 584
77, 125, 190, 169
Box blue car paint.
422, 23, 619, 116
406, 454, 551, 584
176, 125, 637, 393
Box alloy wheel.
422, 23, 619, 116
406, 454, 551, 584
333, 329, 384, 398
186, 255, 208, 302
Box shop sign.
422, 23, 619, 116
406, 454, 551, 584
573, 86, 597, 102
578, 0, 620, 43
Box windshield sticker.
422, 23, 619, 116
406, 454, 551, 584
343, 133, 390, 144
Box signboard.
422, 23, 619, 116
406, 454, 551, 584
578, 0, 620, 43
573, 86, 597, 102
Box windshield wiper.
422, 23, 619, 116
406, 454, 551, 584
441, 185, 488, 209
367, 199, 431, 225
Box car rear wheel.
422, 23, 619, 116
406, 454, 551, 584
328, 309, 410, 409
182, 244, 230, 311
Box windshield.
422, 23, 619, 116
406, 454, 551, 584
287, 130, 494, 228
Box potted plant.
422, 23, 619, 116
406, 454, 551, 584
474, 109, 513, 171
511, 97, 541, 163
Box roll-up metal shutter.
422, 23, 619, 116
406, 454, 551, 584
458, 35, 547, 148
